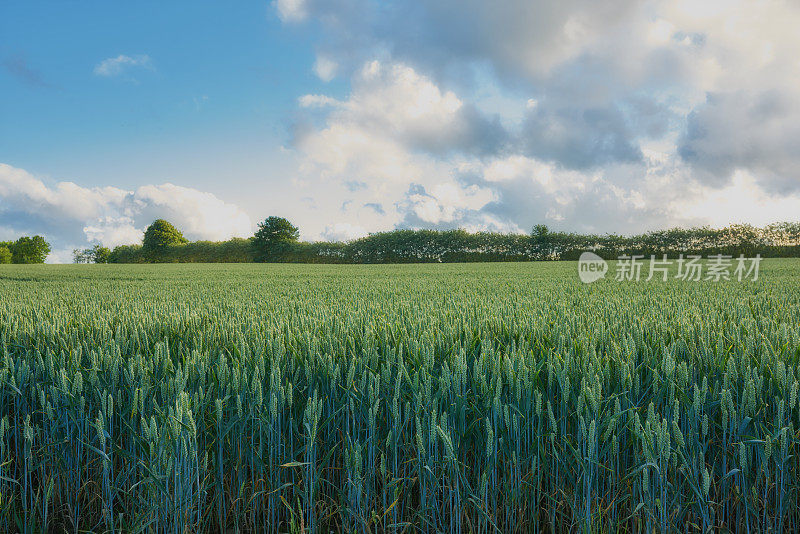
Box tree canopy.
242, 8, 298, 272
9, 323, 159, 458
143, 219, 188, 260
3, 236, 51, 264
252, 216, 300, 262
532, 224, 549, 239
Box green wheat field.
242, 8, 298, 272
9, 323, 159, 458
1, 260, 799, 532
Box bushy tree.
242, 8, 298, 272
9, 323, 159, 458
143, 220, 187, 261
143, 219, 188, 250
252, 217, 300, 262
12, 236, 50, 264
0, 246, 11, 264
92, 245, 111, 263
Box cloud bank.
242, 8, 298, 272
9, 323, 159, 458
0, 163, 252, 262
274, 0, 800, 239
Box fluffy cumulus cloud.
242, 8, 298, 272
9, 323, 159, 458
273, 0, 800, 238
287, 58, 691, 237
0, 163, 252, 261
298, 61, 507, 157
287, 60, 513, 238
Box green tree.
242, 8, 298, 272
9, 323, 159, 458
252, 216, 300, 262
143, 219, 188, 261
12, 236, 51, 264
0, 246, 11, 264
92, 245, 111, 264
532, 224, 549, 239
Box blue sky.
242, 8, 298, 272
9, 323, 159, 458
2, 2, 340, 206
3, 0, 800, 261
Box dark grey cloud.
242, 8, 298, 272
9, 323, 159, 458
289, 0, 643, 84
400, 103, 509, 158
622, 96, 676, 140
516, 93, 676, 170
510, 49, 681, 169
520, 103, 642, 169
680, 90, 800, 192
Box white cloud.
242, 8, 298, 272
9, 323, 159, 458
272, 0, 800, 236
0, 163, 253, 261
131, 183, 253, 242
313, 56, 338, 81
46, 248, 77, 265
298, 94, 340, 108
308, 60, 466, 148
402, 182, 497, 225
285, 51, 797, 239
298, 60, 506, 157
321, 222, 368, 241
681, 170, 800, 228
93, 54, 153, 77
288, 60, 669, 237
289, 61, 498, 238
274, 0, 307, 22
83, 217, 144, 247
15, 1, 795, 253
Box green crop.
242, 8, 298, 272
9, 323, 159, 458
0, 261, 799, 532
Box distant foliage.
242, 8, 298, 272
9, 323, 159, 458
109, 221, 800, 264
0, 246, 11, 264
0, 235, 51, 263
73, 245, 111, 264
155, 239, 254, 263
108, 244, 147, 264
109, 239, 253, 263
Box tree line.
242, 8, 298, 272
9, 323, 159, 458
73, 244, 111, 264
97, 218, 800, 264
0, 236, 51, 264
